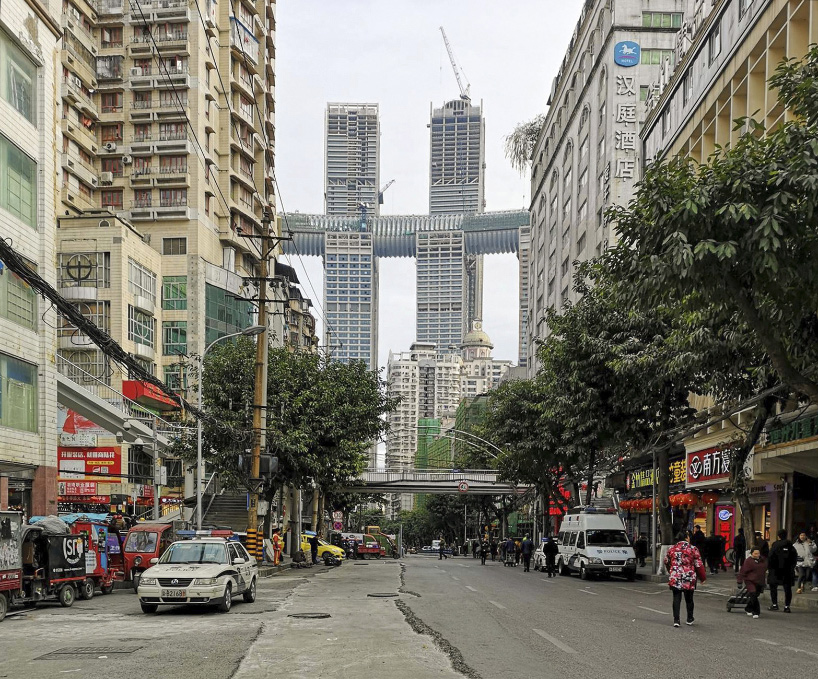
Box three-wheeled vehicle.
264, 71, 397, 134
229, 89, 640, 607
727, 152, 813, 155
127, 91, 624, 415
63, 514, 118, 599
366, 526, 399, 559
122, 522, 178, 591
0, 511, 87, 620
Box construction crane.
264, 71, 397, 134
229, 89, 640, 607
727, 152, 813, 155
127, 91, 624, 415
439, 26, 471, 102
378, 179, 395, 205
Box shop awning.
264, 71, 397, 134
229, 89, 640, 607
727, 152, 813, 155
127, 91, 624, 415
755, 441, 818, 478
122, 381, 180, 411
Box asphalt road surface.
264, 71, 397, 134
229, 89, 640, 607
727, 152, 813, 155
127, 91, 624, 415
2, 557, 815, 679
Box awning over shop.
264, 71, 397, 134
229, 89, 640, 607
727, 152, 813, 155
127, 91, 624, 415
755, 441, 818, 478
122, 380, 180, 411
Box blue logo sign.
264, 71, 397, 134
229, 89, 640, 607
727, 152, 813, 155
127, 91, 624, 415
614, 41, 640, 67
718, 508, 733, 522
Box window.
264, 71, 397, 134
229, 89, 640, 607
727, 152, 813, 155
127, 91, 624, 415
239, 95, 253, 119
101, 27, 123, 48
133, 156, 151, 175
0, 353, 37, 432
58, 252, 110, 288
563, 197, 572, 221
128, 258, 157, 304
133, 124, 151, 142
598, 136, 605, 159
0, 135, 36, 228
204, 283, 252, 345
640, 85, 650, 102
563, 167, 572, 191
708, 21, 722, 64
100, 92, 122, 113
164, 364, 187, 391
162, 275, 187, 310
101, 157, 123, 177
160, 188, 187, 207
642, 12, 683, 28
578, 168, 588, 190
162, 237, 187, 255
159, 90, 186, 108
739, 0, 753, 18
159, 122, 185, 141
100, 190, 123, 208
561, 257, 570, 278
577, 232, 586, 255
578, 200, 588, 223
100, 124, 123, 142
641, 49, 675, 66
0, 260, 36, 329
599, 100, 606, 125
128, 305, 155, 347
162, 320, 187, 355
58, 301, 110, 337
579, 136, 589, 160
0, 30, 36, 123
682, 73, 693, 106
576, 532, 586, 549
159, 155, 187, 174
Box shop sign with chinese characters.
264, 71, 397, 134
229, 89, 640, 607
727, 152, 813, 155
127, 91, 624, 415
625, 457, 686, 490
685, 446, 734, 488
602, 73, 639, 204
766, 412, 818, 446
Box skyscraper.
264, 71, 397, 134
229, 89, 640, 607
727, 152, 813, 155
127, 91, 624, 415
322, 103, 381, 369
324, 103, 380, 218
420, 98, 486, 351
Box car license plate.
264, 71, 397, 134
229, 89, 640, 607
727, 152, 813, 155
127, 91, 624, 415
609, 567, 623, 572
161, 589, 186, 597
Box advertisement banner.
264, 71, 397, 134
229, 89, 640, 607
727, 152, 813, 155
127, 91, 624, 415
46, 535, 86, 580
58, 406, 107, 436
686, 447, 733, 488
58, 447, 122, 483
58, 481, 98, 496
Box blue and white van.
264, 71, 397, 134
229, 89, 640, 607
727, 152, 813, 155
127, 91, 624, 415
556, 507, 636, 581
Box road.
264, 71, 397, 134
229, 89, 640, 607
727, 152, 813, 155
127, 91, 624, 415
2, 557, 816, 678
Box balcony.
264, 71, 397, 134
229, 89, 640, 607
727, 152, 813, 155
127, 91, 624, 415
155, 166, 190, 186
58, 285, 99, 301
130, 167, 154, 187
60, 187, 96, 214
154, 32, 190, 55
61, 118, 99, 155
98, 0, 124, 17
61, 152, 99, 188
129, 200, 155, 220
128, 36, 154, 55
154, 68, 190, 90
230, 18, 259, 66
154, 138, 190, 155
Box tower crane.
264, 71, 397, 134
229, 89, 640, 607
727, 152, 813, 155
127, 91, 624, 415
439, 26, 471, 102
378, 179, 395, 205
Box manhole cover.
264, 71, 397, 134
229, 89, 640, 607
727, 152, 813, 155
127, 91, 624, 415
37, 646, 143, 660
288, 613, 331, 619
367, 593, 398, 598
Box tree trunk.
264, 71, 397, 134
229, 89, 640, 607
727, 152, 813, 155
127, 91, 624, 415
656, 447, 673, 545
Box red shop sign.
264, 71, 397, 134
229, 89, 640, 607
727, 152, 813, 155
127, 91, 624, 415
686, 446, 733, 488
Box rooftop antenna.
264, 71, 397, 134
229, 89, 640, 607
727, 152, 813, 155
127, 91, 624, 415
439, 26, 471, 101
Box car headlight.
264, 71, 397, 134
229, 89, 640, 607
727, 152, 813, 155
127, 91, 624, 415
626, 558, 636, 565
139, 577, 157, 586
193, 577, 219, 586
587, 557, 603, 564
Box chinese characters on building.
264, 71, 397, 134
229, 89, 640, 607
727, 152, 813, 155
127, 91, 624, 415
613, 74, 639, 186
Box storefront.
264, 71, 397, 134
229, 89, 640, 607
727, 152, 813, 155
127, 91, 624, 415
685, 444, 737, 543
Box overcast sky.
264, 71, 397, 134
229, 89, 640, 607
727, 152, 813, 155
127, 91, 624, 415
275, 0, 584, 370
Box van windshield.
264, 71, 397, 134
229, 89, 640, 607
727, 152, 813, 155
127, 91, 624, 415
587, 530, 630, 547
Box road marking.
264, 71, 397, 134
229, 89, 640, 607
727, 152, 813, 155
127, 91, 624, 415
783, 646, 818, 659
451, 576, 460, 581
465, 586, 478, 592
533, 628, 577, 654
540, 578, 554, 583
637, 606, 670, 616
755, 639, 781, 646
577, 588, 598, 595
618, 586, 665, 595
489, 600, 507, 609
459, 564, 472, 568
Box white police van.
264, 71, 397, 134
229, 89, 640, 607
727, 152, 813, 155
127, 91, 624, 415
556, 507, 636, 581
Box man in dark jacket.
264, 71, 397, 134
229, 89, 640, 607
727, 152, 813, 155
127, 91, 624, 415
309, 534, 319, 565
768, 529, 797, 612
705, 531, 723, 574
733, 529, 747, 573
691, 526, 706, 554
754, 532, 770, 559
480, 538, 489, 565
634, 534, 648, 567
544, 537, 560, 577
738, 547, 767, 618
489, 539, 498, 562
521, 536, 533, 572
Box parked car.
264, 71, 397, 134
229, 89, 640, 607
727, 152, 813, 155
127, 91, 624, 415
300, 532, 345, 562
557, 507, 637, 581
137, 536, 257, 614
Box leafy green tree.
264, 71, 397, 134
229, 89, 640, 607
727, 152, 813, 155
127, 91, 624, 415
504, 114, 546, 173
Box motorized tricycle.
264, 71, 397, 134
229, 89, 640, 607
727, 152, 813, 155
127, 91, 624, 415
0, 511, 87, 621
122, 522, 177, 591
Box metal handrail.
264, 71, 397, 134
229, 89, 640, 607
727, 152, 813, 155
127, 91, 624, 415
202, 473, 219, 520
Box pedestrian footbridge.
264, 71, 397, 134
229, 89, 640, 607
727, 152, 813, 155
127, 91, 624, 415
343, 469, 531, 495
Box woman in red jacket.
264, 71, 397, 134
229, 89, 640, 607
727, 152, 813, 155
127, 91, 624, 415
738, 547, 767, 618
665, 530, 707, 627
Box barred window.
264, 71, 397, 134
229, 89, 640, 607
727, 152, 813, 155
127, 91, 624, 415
0, 260, 36, 329
128, 258, 157, 304
128, 305, 155, 347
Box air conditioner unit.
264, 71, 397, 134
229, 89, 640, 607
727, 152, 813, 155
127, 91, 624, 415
130, 67, 143, 77
100, 171, 114, 183
104, 142, 117, 152
121, 154, 133, 165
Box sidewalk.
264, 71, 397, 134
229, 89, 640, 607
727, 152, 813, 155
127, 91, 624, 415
635, 559, 818, 611
233, 561, 464, 678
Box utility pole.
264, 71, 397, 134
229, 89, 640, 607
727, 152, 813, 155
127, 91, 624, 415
248, 210, 273, 531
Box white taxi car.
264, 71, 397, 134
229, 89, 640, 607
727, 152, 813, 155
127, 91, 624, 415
137, 536, 257, 614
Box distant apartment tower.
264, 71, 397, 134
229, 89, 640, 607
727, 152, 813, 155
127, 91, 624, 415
324, 103, 380, 218
420, 98, 486, 351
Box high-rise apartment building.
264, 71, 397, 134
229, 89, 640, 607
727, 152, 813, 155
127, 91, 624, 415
525, 0, 691, 375
324, 103, 380, 218
0, 0, 61, 515
56, 0, 278, 386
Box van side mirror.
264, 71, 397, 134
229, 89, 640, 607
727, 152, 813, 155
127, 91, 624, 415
232, 557, 246, 565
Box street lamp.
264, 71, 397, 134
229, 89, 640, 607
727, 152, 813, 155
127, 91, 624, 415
196, 324, 265, 529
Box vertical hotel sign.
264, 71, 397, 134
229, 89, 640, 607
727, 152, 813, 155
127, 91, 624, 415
608, 41, 640, 206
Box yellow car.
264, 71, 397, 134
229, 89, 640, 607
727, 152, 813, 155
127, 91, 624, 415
301, 533, 345, 562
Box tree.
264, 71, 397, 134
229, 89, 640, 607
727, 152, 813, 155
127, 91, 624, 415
606, 46, 818, 403
172, 340, 398, 513
504, 114, 546, 173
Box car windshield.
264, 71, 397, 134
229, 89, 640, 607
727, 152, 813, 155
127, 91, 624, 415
124, 531, 158, 553
586, 530, 630, 547
160, 542, 228, 564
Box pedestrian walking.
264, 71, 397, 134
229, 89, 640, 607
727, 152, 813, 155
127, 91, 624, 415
438, 538, 448, 560
634, 533, 648, 568
309, 534, 319, 565
733, 528, 747, 573
767, 529, 797, 612
480, 538, 489, 565
490, 538, 498, 562
544, 536, 559, 577
793, 531, 817, 593
665, 530, 706, 627
738, 547, 767, 618
705, 531, 723, 575
514, 539, 521, 565
691, 525, 706, 554
521, 535, 533, 572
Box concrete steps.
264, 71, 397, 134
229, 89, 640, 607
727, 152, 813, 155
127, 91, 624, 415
204, 493, 249, 532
